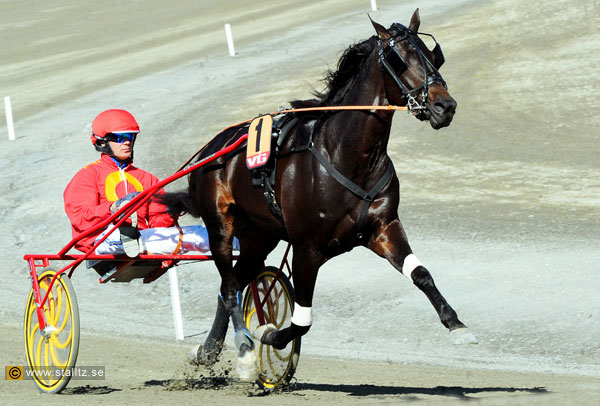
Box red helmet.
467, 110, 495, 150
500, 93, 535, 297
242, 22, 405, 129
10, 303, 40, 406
90, 109, 140, 145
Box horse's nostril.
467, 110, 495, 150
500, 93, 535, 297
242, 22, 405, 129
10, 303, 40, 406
434, 102, 446, 114
433, 99, 456, 115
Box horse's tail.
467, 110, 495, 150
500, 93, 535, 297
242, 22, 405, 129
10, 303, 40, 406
158, 191, 202, 219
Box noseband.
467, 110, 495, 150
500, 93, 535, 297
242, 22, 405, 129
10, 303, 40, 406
377, 25, 447, 114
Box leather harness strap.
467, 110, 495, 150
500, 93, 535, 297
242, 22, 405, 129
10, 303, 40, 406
309, 145, 395, 240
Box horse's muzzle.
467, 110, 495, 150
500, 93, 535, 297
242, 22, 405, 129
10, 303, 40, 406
426, 96, 457, 129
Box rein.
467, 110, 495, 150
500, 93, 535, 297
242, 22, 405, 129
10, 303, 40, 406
176, 105, 408, 172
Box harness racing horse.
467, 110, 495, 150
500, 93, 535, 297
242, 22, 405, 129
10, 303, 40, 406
166, 9, 477, 379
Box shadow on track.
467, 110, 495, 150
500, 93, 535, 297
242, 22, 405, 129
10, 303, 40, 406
141, 377, 549, 401
294, 382, 548, 399
62, 385, 122, 395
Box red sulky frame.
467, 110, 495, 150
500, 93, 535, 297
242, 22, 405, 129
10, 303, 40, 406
23, 134, 258, 331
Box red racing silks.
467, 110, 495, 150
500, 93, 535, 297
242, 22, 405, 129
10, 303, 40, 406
63, 154, 174, 251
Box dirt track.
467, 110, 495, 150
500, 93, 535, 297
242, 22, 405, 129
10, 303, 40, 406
2, 325, 598, 405
1, 0, 599, 404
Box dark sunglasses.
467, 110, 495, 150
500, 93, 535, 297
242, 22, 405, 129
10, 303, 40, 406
105, 132, 137, 143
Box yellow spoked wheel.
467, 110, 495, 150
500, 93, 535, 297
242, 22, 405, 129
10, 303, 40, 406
24, 269, 80, 394
243, 266, 300, 389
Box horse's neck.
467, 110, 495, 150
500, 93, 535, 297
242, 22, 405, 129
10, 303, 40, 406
326, 52, 393, 164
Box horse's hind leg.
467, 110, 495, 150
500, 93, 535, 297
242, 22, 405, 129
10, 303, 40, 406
368, 218, 478, 344
196, 293, 254, 374
199, 201, 260, 380
196, 295, 229, 365
202, 215, 280, 378
228, 234, 280, 378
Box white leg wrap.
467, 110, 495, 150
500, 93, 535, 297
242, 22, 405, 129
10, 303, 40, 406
402, 254, 423, 280
291, 303, 312, 327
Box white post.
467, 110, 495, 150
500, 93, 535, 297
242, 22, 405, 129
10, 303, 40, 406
4, 96, 15, 141
168, 267, 184, 340
224, 23, 236, 56
370, 0, 377, 11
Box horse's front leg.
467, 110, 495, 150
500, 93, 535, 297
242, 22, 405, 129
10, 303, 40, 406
368, 218, 478, 344
253, 244, 319, 350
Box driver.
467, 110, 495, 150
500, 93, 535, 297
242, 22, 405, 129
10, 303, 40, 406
63, 109, 235, 256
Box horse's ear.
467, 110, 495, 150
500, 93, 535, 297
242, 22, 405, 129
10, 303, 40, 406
369, 15, 391, 41
409, 8, 421, 32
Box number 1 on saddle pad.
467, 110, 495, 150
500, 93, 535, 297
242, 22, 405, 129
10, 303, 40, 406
246, 114, 273, 170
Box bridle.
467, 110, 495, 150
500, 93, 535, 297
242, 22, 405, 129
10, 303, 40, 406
376, 24, 447, 115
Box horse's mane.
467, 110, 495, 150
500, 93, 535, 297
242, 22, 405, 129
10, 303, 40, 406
314, 36, 378, 106
289, 36, 377, 111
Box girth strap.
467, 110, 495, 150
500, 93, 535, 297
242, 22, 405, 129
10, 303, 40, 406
262, 170, 287, 232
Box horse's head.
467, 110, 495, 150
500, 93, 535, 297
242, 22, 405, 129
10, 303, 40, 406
371, 9, 456, 129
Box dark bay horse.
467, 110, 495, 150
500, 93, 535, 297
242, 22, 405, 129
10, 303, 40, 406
165, 9, 476, 379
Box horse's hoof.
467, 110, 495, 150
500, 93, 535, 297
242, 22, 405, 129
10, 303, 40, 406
236, 349, 258, 381
252, 323, 277, 343
187, 344, 202, 364
188, 344, 221, 366
449, 328, 479, 345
